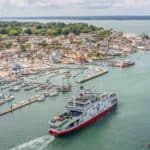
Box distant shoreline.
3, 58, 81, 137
1, 16, 150, 21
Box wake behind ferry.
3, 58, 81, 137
48, 86, 117, 136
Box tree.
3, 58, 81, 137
47, 29, 59, 36
61, 27, 71, 35
39, 41, 48, 47
24, 28, 32, 35
36, 24, 43, 29
89, 25, 97, 31
141, 33, 149, 39
97, 30, 110, 40
5, 42, 12, 49
0, 28, 8, 34
8, 29, 20, 36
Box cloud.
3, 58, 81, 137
82, 0, 115, 9
4, 0, 149, 9
0, 0, 150, 16
0, 0, 150, 9
8, 0, 83, 8
114, 0, 150, 9
0, 0, 7, 8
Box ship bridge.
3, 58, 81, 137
65, 100, 92, 111
65, 87, 101, 111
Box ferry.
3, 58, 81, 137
48, 86, 117, 136
108, 60, 135, 67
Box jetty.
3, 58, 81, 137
76, 68, 108, 83
0, 96, 39, 116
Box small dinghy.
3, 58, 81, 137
37, 96, 46, 102
5, 94, 15, 102
9, 86, 20, 92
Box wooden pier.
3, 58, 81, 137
0, 96, 39, 116
76, 68, 108, 83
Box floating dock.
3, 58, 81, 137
0, 96, 39, 116
76, 68, 108, 83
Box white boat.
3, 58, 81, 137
1, 85, 11, 90
48, 86, 117, 136
0, 99, 5, 105
48, 89, 59, 97
12, 80, 23, 86
21, 82, 30, 88
5, 95, 15, 102
24, 84, 37, 91
9, 86, 20, 92
44, 88, 59, 97
0, 94, 4, 99
37, 96, 46, 102
60, 84, 71, 93
28, 76, 37, 79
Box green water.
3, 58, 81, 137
0, 51, 150, 150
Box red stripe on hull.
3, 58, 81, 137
48, 103, 117, 136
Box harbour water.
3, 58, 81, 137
0, 20, 150, 150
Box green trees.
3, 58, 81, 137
8, 29, 20, 36
0, 27, 21, 37
0, 21, 105, 38
47, 29, 59, 36
36, 24, 43, 29
141, 33, 149, 39
39, 41, 48, 47
24, 28, 32, 35
45, 23, 98, 36
0, 28, 8, 34
0, 42, 12, 50
97, 30, 111, 40
61, 27, 71, 35
5, 42, 12, 49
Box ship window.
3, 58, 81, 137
50, 125, 57, 129
68, 122, 75, 128
86, 103, 90, 106
68, 102, 73, 105
110, 93, 116, 97
69, 111, 82, 116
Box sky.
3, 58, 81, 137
0, 0, 150, 17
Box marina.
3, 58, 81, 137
0, 65, 110, 117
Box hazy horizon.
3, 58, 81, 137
1, 16, 150, 20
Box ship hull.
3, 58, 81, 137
48, 103, 117, 136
